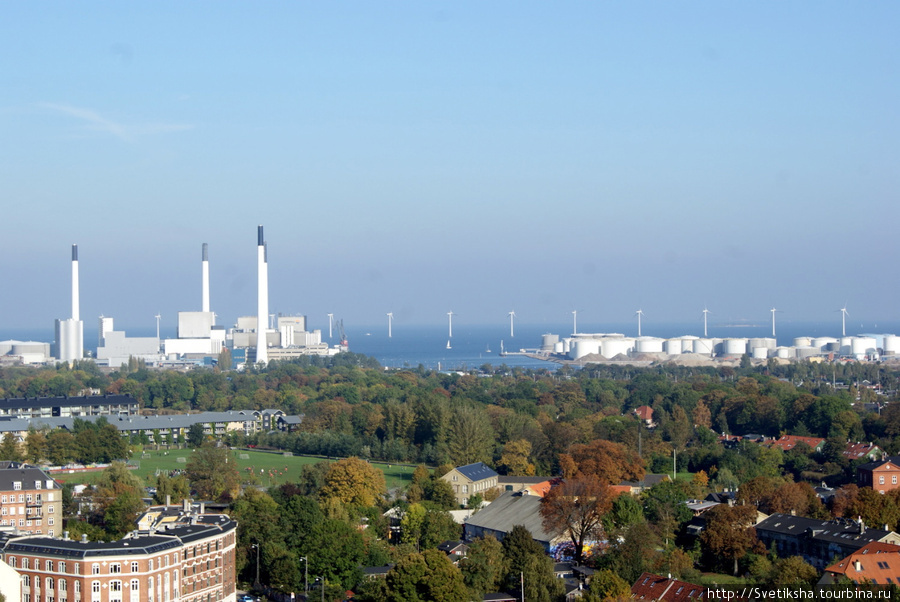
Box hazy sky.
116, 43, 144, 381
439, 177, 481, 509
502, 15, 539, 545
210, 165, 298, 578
1, 2, 897, 337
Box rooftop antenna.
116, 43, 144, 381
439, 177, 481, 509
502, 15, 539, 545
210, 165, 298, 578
572, 310, 578, 336
635, 309, 644, 337
155, 314, 161, 340
327, 313, 334, 339
702, 307, 710, 337
387, 312, 393, 338
770, 307, 779, 338
508, 311, 516, 338
840, 305, 850, 337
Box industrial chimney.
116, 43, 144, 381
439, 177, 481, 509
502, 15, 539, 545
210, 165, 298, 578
201, 243, 210, 313
256, 226, 268, 364
71, 244, 79, 321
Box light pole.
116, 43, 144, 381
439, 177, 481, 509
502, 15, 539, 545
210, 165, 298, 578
315, 577, 324, 602
251, 543, 260, 586
299, 556, 308, 593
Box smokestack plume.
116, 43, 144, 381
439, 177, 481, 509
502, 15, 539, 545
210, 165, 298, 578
256, 226, 268, 364
71, 244, 79, 321
201, 243, 210, 313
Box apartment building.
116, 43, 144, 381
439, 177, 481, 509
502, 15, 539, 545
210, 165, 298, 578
0, 462, 63, 536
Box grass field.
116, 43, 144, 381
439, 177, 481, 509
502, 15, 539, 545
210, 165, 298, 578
51, 449, 417, 491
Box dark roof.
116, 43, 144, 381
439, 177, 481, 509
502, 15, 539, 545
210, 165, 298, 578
0, 394, 137, 410
4, 535, 182, 558
0, 464, 58, 490
456, 462, 498, 482
756, 513, 893, 547
858, 456, 900, 471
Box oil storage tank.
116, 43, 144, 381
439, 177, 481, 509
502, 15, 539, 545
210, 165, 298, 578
723, 338, 748, 356
884, 335, 900, 356
601, 337, 634, 358
635, 337, 664, 353
665, 339, 683, 354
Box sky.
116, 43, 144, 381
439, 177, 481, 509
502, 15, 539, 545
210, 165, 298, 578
1, 2, 898, 338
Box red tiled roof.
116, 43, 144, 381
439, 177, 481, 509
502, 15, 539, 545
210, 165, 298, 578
631, 572, 705, 602
844, 443, 881, 460
635, 406, 654, 421
768, 435, 825, 451
824, 542, 900, 585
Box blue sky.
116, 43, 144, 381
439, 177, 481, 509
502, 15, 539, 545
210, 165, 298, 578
1, 2, 898, 337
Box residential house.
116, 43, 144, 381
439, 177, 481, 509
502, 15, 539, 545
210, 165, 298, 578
442, 462, 499, 507
767, 435, 825, 453
634, 406, 655, 427
755, 513, 900, 570
0, 507, 237, 602
0, 462, 63, 536
858, 456, 900, 493
497, 476, 553, 497
844, 442, 882, 462
821, 541, 900, 585
630, 572, 705, 601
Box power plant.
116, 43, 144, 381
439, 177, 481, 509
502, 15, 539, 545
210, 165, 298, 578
52, 245, 84, 364
11, 227, 343, 369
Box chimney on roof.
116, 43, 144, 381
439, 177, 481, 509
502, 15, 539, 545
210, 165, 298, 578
166, 495, 171, 508
183, 498, 190, 513
81, 534, 88, 543
63, 531, 69, 540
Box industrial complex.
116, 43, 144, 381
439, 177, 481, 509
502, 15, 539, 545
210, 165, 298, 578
0, 226, 344, 369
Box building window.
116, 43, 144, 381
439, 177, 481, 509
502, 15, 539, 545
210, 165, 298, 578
23, 558, 30, 569
19, 494, 24, 502
1, 495, 6, 503
7, 557, 14, 568
49, 517, 55, 526
893, 476, 898, 485
881, 476, 886, 485
35, 481, 42, 490
75, 582, 81, 593
132, 562, 139, 573
47, 560, 53, 571
92, 563, 100, 575
59, 562, 65, 573
23, 575, 30, 587
13, 481, 21, 490
47, 577, 55, 590
49, 506, 55, 513
111, 563, 122, 574
130, 580, 140, 602
60, 580, 67, 592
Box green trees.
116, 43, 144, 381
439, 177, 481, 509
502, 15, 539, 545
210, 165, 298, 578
90, 462, 146, 539
0, 432, 24, 462
445, 405, 495, 466
185, 442, 241, 502
187, 423, 206, 447
459, 535, 507, 598
501, 525, 563, 602
383, 549, 468, 602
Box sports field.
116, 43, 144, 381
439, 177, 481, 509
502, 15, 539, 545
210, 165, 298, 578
51, 448, 417, 491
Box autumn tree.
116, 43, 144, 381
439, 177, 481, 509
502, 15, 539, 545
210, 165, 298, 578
185, 442, 241, 502
560, 439, 644, 484
540, 478, 615, 564
499, 439, 536, 476
584, 569, 631, 602
153, 473, 192, 505
319, 456, 386, 507
701, 504, 759, 576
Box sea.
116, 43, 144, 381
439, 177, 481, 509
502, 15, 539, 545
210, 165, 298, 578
5, 319, 900, 372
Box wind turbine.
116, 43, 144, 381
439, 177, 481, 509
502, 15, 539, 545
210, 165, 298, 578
840, 305, 850, 337
770, 307, 779, 338
327, 313, 334, 339
572, 310, 578, 335
508, 311, 516, 338
702, 307, 710, 337
387, 312, 393, 338
635, 309, 644, 337
155, 313, 161, 339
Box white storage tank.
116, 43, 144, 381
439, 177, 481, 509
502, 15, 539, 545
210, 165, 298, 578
542, 334, 560, 351
749, 338, 776, 350
851, 337, 878, 357
693, 338, 715, 355
796, 346, 820, 359
571, 339, 601, 360
793, 336, 812, 348
884, 335, 900, 356
602, 337, 635, 358
723, 338, 748, 356
553, 342, 565, 354
636, 337, 664, 353
751, 347, 768, 360
812, 337, 838, 350
775, 347, 793, 359
665, 339, 683, 354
